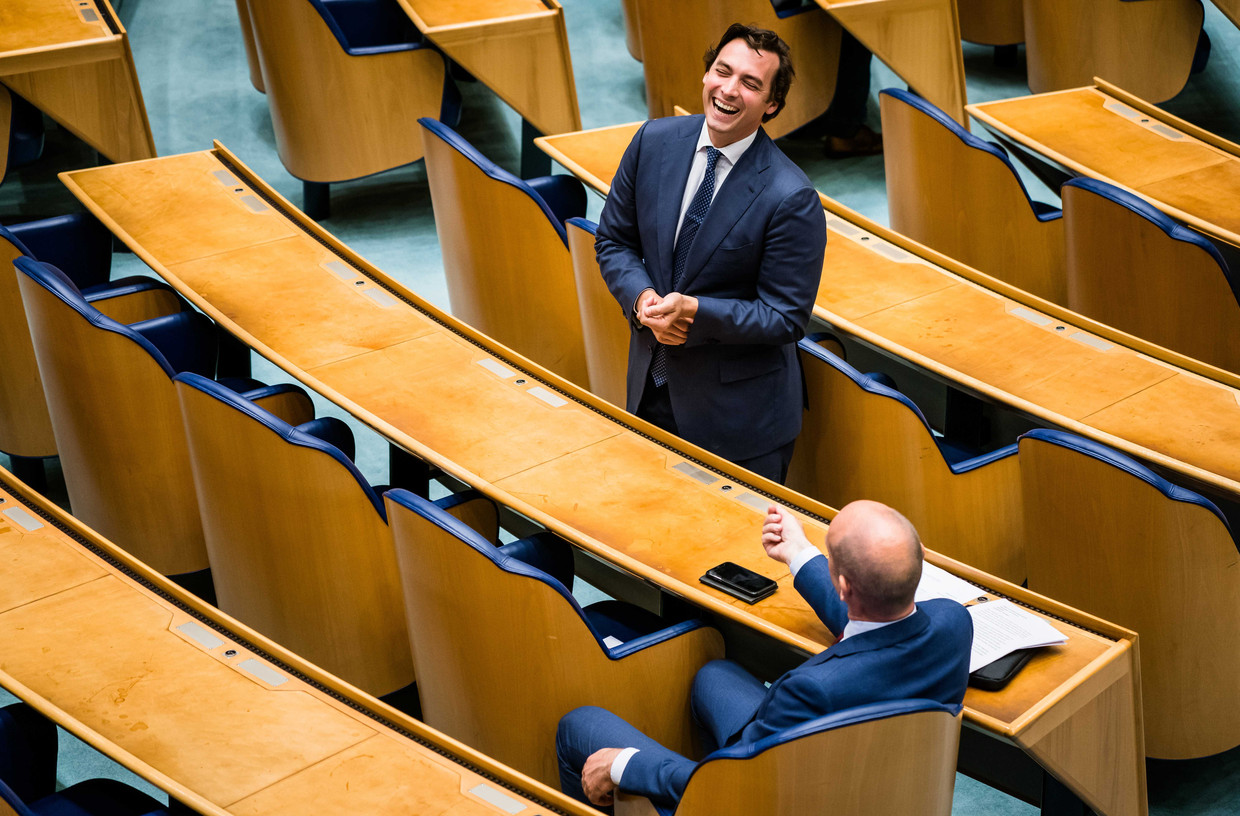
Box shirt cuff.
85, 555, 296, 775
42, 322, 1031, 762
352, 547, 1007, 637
788, 549, 824, 578
611, 747, 640, 785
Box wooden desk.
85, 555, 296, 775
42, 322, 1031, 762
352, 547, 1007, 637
535, 120, 1240, 500
60, 144, 1145, 816
968, 79, 1240, 249
0, 0, 155, 164
0, 466, 593, 816
392, 0, 580, 137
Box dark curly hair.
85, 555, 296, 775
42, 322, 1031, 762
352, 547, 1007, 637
702, 23, 795, 122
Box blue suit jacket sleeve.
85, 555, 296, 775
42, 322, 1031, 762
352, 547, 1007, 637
616, 745, 697, 807
792, 554, 848, 637
596, 120, 656, 323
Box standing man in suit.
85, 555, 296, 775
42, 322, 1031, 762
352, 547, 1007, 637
556, 500, 973, 809
596, 23, 827, 483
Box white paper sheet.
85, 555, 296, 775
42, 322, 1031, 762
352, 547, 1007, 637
967, 599, 1067, 673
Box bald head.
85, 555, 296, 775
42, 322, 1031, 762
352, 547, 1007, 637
825, 500, 923, 620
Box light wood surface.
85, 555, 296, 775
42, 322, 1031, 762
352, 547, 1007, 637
15, 265, 208, 576
1022, 0, 1203, 102
175, 378, 414, 697
788, 343, 1025, 584
969, 82, 1240, 249
629, 0, 842, 139
394, 0, 580, 135
0, 465, 596, 816
1062, 181, 1240, 375
421, 122, 589, 387
0, 231, 58, 458
817, 0, 969, 125
618, 708, 961, 816
538, 119, 1240, 498
0, 0, 155, 163
567, 219, 629, 408
241, 0, 445, 184
1020, 433, 1240, 759
388, 493, 724, 787
958, 0, 1024, 45
60, 144, 1148, 815
881, 88, 1066, 303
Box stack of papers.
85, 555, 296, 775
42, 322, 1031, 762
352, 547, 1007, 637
916, 563, 1068, 673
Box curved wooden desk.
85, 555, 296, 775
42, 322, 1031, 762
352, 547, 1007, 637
0, 0, 155, 164
391, 0, 579, 137
59, 144, 1145, 816
535, 120, 1240, 500
968, 79, 1240, 250
0, 466, 593, 816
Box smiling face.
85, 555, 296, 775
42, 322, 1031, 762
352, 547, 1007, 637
701, 37, 780, 148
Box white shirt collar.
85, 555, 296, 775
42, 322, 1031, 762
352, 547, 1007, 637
695, 120, 759, 168
840, 608, 917, 641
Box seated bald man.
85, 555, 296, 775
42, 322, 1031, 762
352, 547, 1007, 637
556, 500, 973, 810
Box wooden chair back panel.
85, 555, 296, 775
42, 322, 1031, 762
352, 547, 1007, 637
234, 0, 265, 93
1023, 0, 1203, 102
788, 347, 1024, 583
631, 0, 841, 139
423, 132, 589, 387
670, 709, 960, 816
958, 0, 1024, 46
1063, 183, 1240, 374
176, 380, 413, 697
245, 0, 445, 182
390, 500, 722, 787
0, 241, 58, 457
16, 274, 207, 575
567, 221, 629, 407
882, 90, 1066, 303
1021, 436, 1240, 759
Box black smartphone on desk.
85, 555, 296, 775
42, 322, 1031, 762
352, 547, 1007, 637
701, 562, 778, 604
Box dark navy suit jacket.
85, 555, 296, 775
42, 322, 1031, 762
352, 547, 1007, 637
595, 115, 827, 462
621, 555, 973, 803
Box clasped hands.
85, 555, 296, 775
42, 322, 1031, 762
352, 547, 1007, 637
637, 288, 698, 345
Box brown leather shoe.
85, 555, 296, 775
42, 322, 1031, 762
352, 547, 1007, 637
824, 124, 883, 158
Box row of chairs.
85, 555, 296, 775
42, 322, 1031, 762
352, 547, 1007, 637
882, 87, 1240, 375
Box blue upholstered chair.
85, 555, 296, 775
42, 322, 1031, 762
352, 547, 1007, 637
1061, 175, 1240, 373
12, 255, 264, 587
384, 488, 724, 787
419, 117, 591, 386
1, 86, 44, 183
242, 0, 461, 218
880, 87, 1066, 303
1018, 428, 1240, 759
0, 702, 169, 816
789, 337, 1024, 583
173, 373, 496, 703
615, 700, 962, 816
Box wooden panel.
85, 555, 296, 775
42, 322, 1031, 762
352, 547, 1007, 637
958, 0, 1024, 45
535, 122, 642, 196
568, 220, 629, 408
881, 89, 1065, 303
0, 234, 58, 458
1063, 182, 1240, 374
820, 0, 968, 125
389, 495, 723, 786
244, 0, 445, 183
621, 0, 642, 60
1022, 0, 1203, 102
0, 0, 110, 59
631, 0, 842, 139
233, 0, 263, 93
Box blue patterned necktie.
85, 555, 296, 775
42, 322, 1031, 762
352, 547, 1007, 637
651, 146, 721, 388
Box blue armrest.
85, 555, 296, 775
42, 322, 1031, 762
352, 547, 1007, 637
295, 416, 357, 462
769, 0, 817, 17
527, 175, 588, 226
317, 0, 421, 53
499, 531, 575, 590
948, 441, 1018, 474
607, 619, 713, 660
82, 276, 184, 308
6, 213, 111, 289
129, 311, 219, 377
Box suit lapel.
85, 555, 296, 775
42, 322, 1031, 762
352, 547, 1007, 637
678, 127, 772, 293
654, 116, 701, 291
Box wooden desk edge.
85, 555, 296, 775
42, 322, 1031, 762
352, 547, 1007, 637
0, 467, 596, 816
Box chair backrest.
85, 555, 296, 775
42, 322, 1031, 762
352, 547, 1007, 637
243, 0, 448, 183
788, 340, 1024, 583
1023, 0, 1204, 102
1062, 176, 1240, 373
420, 118, 590, 387
669, 700, 961, 816
629, 0, 842, 139
881, 88, 1066, 304
174, 372, 412, 697
0, 228, 57, 458
567, 218, 629, 407
14, 257, 209, 576
957, 0, 1024, 46
1019, 428, 1240, 759
385, 489, 713, 787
